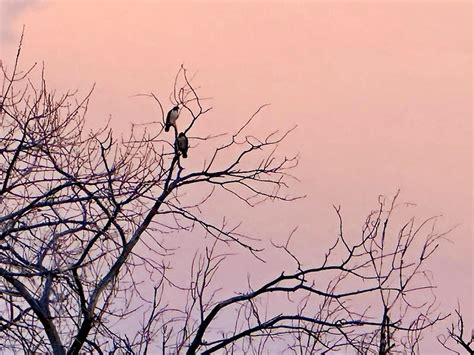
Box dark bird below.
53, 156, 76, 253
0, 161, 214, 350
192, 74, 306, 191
176, 132, 189, 158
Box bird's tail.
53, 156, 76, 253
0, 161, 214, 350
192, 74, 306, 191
182, 152, 187, 158
165, 124, 170, 132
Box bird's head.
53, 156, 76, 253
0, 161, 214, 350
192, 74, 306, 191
178, 132, 185, 138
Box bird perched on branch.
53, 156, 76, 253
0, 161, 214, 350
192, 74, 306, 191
176, 132, 189, 158
165, 106, 179, 132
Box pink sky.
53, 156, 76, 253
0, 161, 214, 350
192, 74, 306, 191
1, 0, 472, 352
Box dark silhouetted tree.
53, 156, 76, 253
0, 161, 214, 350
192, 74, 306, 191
0, 37, 455, 354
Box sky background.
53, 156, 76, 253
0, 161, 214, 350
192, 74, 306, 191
1, 0, 472, 352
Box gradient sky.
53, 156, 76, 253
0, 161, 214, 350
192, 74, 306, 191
1, 0, 472, 352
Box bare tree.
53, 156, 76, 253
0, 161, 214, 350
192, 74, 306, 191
179, 192, 449, 354
0, 36, 297, 354
438, 307, 473, 354
0, 38, 453, 354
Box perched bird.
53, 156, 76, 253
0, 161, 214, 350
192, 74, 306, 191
165, 106, 179, 132
176, 132, 189, 158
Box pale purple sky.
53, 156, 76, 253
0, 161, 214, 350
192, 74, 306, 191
1, 0, 472, 351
